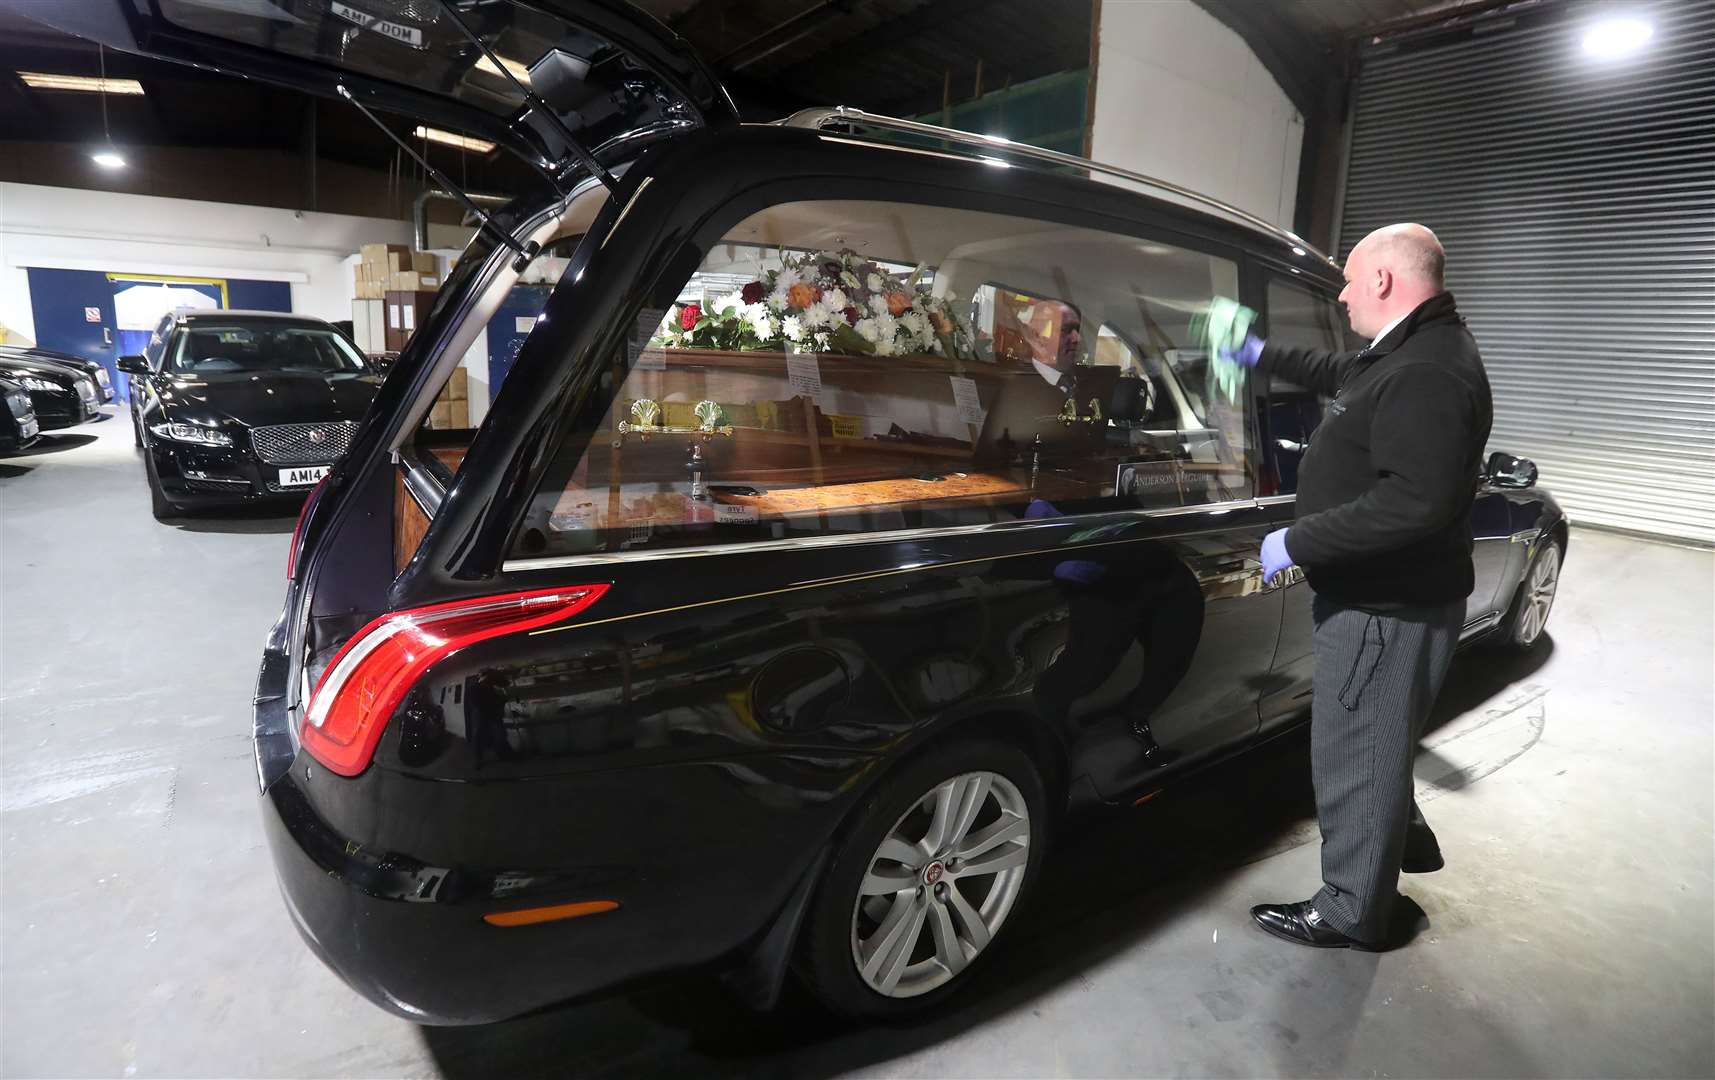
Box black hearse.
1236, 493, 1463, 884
38, 0, 1566, 1025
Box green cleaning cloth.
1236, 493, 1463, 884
1191, 296, 1258, 405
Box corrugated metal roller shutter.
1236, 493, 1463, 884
1339, 0, 1715, 542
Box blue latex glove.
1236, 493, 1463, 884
1219, 333, 1265, 369
1025, 499, 1106, 585
1261, 527, 1295, 583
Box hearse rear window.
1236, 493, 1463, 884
511, 200, 1252, 560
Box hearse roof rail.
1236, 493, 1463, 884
778, 105, 1338, 270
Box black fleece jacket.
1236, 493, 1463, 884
1259, 291, 1493, 611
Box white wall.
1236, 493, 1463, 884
1090, 0, 1304, 229
0, 182, 414, 342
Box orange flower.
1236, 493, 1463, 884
787, 282, 821, 310
885, 291, 912, 316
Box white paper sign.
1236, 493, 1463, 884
949, 375, 985, 425
514, 316, 536, 334
787, 354, 824, 402
388, 304, 401, 329
331, 1, 425, 48
402, 305, 415, 331
633, 308, 667, 370
715, 503, 759, 524
83, 307, 100, 323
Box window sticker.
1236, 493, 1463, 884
330, 2, 426, 49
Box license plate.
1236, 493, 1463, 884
278, 465, 330, 487
20, 417, 38, 438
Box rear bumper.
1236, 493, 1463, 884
251, 649, 818, 1025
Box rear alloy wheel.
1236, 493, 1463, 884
1499, 539, 1562, 649
798, 740, 1046, 1020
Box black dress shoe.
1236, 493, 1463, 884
1401, 842, 1444, 874
1250, 900, 1384, 951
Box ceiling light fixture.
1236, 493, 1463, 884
88, 45, 127, 171
1582, 16, 1654, 59
19, 72, 145, 94
413, 125, 496, 154
473, 53, 532, 84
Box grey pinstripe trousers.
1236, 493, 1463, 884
1308, 592, 1463, 943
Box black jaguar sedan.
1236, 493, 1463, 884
0, 344, 115, 404
120, 309, 382, 519
0, 374, 41, 451
56, 0, 1568, 1027
0, 353, 103, 430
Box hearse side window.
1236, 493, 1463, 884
511, 199, 1251, 560
1264, 278, 1348, 494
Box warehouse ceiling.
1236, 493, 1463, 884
0, 0, 1523, 214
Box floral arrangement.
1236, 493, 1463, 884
651, 248, 972, 359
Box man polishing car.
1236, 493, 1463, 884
1225, 223, 1494, 950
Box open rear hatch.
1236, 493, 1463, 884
4, 0, 737, 192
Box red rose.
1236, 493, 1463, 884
843, 305, 859, 326
741, 282, 765, 305
679, 303, 701, 330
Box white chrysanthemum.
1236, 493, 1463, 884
868, 293, 888, 315
823, 287, 849, 312
777, 266, 804, 288
874, 334, 897, 357
865, 273, 884, 293
853, 317, 880, 344
766, 285, 791, 312
782, 315, 804, 342
747, 308, 774, 340
800, 301, 832, 330
715, 291, 743, 315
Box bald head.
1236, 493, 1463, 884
1338, 223, 1447, 339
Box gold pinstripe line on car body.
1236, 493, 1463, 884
528, 525, 1241, 638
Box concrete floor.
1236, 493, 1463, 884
3, 414, 1711, 1079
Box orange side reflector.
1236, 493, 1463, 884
483, 900, 620, 928
1133, 790, 1163, 806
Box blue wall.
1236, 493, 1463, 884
228, 279, 292, 312
24, 267, 119, 389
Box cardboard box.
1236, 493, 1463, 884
361, 242, 406, 262
445, 366, 468, 401
446, 398, 469, 428
388, 271, 439, 292
428, 401, 453, 429
411, 251, 436, 274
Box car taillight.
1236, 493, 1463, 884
300, 585, 608, 777
286, 476, 329, 580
